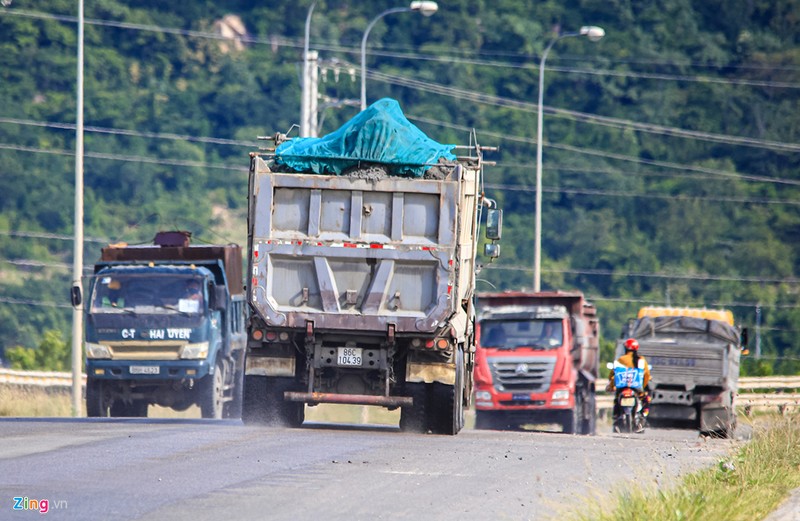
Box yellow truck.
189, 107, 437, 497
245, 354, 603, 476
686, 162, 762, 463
619, 306, 748, 437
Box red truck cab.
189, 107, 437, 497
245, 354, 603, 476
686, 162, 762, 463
473, 291, 599, 434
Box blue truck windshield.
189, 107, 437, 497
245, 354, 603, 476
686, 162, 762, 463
91, 274, 206, 315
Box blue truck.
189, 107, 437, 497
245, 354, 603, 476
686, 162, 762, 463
82, 231, 246, 418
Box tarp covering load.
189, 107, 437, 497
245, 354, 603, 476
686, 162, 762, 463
630, 316, 740, 346
274, 98, 456, 178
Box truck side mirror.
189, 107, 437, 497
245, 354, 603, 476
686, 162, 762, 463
485, 209, 502, 241
484, 243, 500, 259
70, 285, 82, 307
211, 285, 228, 312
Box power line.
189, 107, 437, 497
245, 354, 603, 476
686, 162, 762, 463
0, 142, 247, 172
484, 183, 800, 207
2, 140, 797, 206
365, 69, 800, 154
0, 117, 259, 148
9, 6, 800, 80
408, 115, 800, 188
6, 7, 800, 99
1, 259, 72, 270
0, 296, 72, 309
0, 230, 107, 243
485, 264, 800, 285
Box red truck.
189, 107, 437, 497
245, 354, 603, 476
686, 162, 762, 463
473, 291, 599, 434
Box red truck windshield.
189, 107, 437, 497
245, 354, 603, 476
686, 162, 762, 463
480, 319, 563, 350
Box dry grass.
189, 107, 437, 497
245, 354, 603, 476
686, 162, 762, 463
0, 385, 74, 417
570, 414, 800, 521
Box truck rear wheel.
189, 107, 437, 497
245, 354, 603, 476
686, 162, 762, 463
400, 383, 427, 433
270, 378, 305, 427
242, 374, 268, 424
429, 347, 465, 435
242, 375, 303, 427
580, 392, 597, 435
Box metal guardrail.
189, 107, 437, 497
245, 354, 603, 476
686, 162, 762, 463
739, 376, 800, 389
594, 376, 800, 412
1, 369, 799, 414
0, 368, 85, 388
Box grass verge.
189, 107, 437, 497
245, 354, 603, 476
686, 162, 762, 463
0, 385, 73, 417
571, 415, 800, 521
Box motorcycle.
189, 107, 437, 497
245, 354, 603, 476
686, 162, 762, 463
610, 362, 646, 434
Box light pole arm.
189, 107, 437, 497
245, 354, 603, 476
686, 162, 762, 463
361, 7, 411, 111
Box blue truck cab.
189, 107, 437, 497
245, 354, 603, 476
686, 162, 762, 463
83, 231, 245, 418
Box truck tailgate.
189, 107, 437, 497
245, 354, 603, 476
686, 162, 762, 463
640, 342, 728, 387
249, 168, 472, 333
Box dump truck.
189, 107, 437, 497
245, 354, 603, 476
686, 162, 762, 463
80, 231, 246, 418
618, 306, 748, 437
473, 290, 599, 434
242, 98, 501, 434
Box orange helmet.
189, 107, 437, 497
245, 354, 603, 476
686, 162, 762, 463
624, 338, 639, 351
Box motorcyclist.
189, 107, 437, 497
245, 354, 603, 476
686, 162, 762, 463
606, 338, 652, 420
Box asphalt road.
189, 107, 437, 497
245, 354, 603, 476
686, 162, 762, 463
0, 416, 745, 521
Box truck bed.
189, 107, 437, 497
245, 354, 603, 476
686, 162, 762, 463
248, 160, 478, 333
639, 341, 729, 387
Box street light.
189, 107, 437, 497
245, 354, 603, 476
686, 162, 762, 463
533, 25, 604, 292
360, 1, 438, 111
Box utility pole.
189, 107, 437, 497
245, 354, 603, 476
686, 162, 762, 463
755, 303, 762, 359
71, 0, 85, 417
302, 51, 319, 137
300, 3, 318, 137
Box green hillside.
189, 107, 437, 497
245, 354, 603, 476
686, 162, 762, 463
0, 0, 798, 374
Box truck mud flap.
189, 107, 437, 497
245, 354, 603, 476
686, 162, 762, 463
284, 391, 412, 408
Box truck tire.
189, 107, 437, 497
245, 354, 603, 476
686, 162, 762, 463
428, 346, 465, 435
116, 400, 148, 417
242, 374, 268, 424
86, 378, 109, 417
243, 376, 303, 427
579, 392, 597, 435
199, 361, 225, 419
225, 357, 245, 419
400, 382, 428, 433
562, 393, 581, 434
109, 400, 129, 417
271, 378, 305, 428
562, 407, 580, 434
473, 411, 497, 430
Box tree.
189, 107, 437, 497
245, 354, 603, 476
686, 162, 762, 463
5, 330, 70, 371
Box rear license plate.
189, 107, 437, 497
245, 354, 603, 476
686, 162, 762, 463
130, 365, 160, 375
620, 397, 636, 407
337, 347, 362, 366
